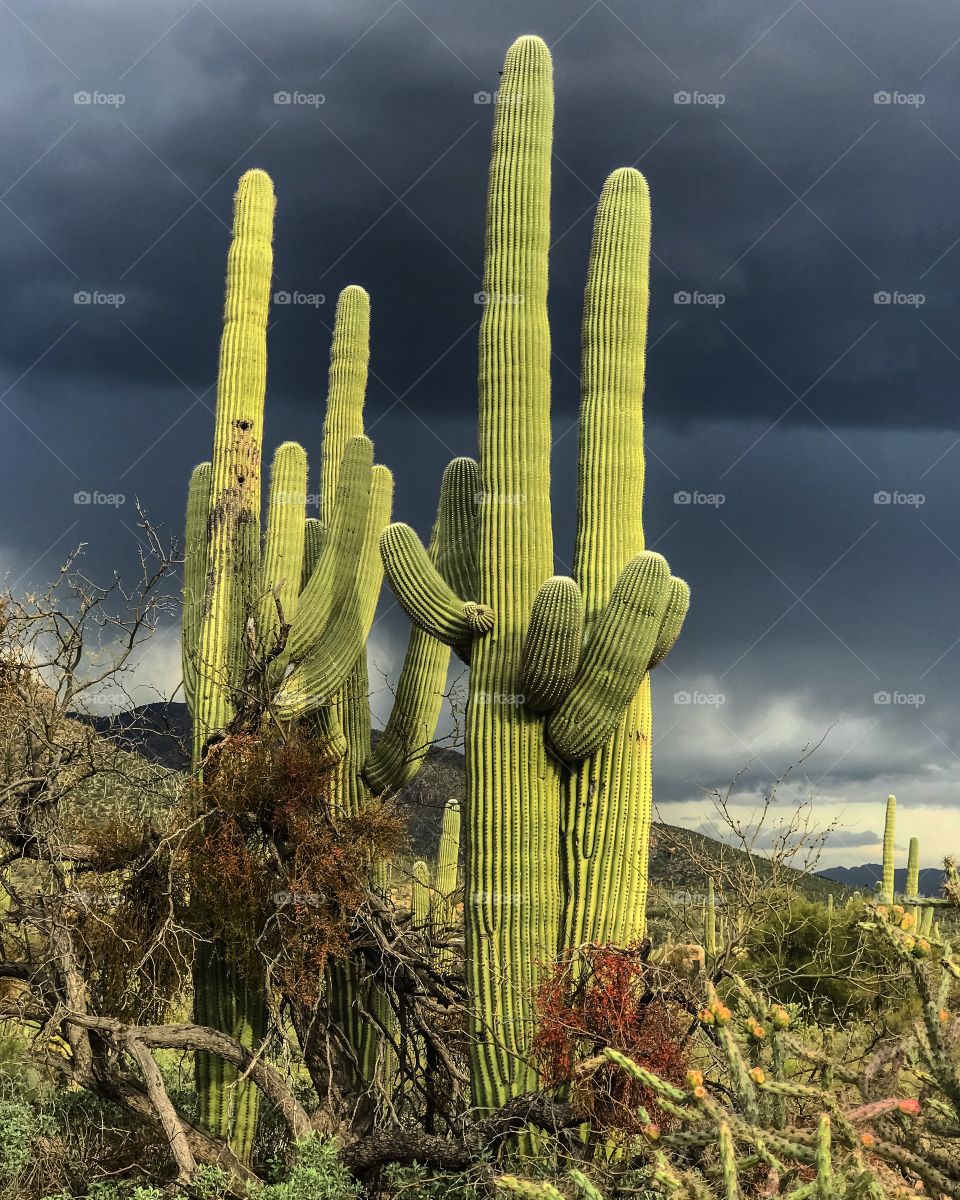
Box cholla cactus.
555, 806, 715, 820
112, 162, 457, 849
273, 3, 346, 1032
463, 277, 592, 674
378, 35, 688, 1111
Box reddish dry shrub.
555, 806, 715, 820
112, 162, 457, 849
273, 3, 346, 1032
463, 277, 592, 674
532, 943, 688, 1130
189, 731, 405, 1004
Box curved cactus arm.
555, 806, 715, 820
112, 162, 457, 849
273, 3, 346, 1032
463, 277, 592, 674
274, 466, 392, 720
649, 576, 691, 669
365, 458, 480, 794
259, 441, 307, 657
194, 169, 275, 749
283, 436, 373, 666
519, 576, 584, 713
380, 522, 494, 646
547, 551, 671, 763
882, 795, 896, 903
182, 462, 211, 732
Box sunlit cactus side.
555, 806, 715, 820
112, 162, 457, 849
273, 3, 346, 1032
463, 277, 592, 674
882, 794, 896, 903
378, 36, 688, 1110
906, 836, 920, 921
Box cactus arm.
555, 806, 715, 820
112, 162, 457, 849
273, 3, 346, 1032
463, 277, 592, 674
333, 463, 393, 814
283, 436, 373, 666
274, 466, 392, 720
301, 517, 327, 589
547, 551, 671, 763
380, 523, 494, 646
434, 456, 482, 600
649, 576, 691, 669
320, 286, 370, 527
364, 458, 481, 794
194, 169, 275, 750
182, 461, 210, 746
562, 167, 665, 948
466, 34, 560, 1112
882, 795, 896, 903
259, 441, 307, 657
519, 576, 584, 713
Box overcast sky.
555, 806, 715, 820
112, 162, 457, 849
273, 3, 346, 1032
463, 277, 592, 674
3, 0, 960, 867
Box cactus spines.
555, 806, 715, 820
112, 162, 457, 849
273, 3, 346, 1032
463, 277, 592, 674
882, 795, 896, 904
650, 577, 691, 669
319, 285, 369, 528
718, 1121, 739, 1200
519, 577, 584, 713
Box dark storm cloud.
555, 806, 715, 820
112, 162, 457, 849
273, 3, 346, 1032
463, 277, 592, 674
3, 0, 960, 863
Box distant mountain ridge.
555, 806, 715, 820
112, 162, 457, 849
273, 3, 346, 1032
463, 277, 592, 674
818, 863, 945, 897
79, 703, 846, 901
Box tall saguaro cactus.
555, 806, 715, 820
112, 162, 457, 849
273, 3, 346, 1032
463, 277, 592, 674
882, 794, 896, 904
379, 37, 688, 1111
183, 174, 470, 1153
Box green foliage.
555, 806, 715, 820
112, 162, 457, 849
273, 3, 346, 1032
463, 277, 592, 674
741, 893, 910, 1024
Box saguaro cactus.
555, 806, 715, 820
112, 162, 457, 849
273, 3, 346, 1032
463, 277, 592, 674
882, 794, 896, 904
379, 37, 688, 1110
183, 175, 474, 1150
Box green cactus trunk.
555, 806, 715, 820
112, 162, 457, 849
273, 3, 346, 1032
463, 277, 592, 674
882, 794, 896, 904
377, 37, 688, 1112
465, 35, 562, 1111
